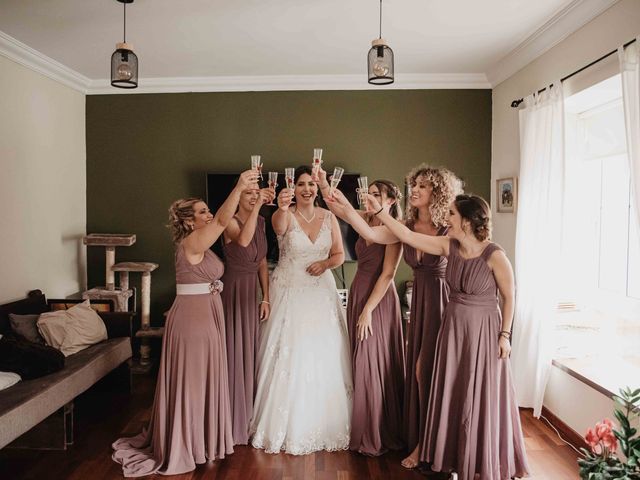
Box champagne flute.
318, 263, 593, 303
312, 148, 323, 179
284, 167, 296, 205
329, 167, 345, 197
267, 171, 278, 206
251, 155, 263, 182
357, 176, 369, 211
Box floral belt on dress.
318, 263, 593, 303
176, 281, 224, 295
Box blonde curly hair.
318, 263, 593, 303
405, 165, 464, 228
167, 197, 202, 244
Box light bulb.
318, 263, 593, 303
372, 62, 389, 77
117, 63, 133, 81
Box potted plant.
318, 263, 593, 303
578, 387, 640, 479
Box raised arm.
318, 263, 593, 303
368, 194, 449, 256
185, 170, 258, 254
325, 189, 399, 245
357, 242, 402, 341
488, 249, 515, 359
272, 187, 294, 236
224, 189, 273, 247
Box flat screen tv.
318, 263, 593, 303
206, 172, 361, 263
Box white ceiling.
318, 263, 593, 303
0, 0, 620, 93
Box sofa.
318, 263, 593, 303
0, 290, 133, 450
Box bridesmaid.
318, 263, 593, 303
221, 186, 273, 445
112, 170, 258, 477
321, 176, 405, 456
327, 165, 462, 468
362, 193, 530, 480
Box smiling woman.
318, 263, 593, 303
111, 170, 260, 476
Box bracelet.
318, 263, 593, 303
499, 330, 511, 340
374, 206, 384, 216
260, 300, 270, 305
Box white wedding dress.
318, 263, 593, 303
250, 211, 353, 455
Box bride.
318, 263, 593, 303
250, 165, 353, 455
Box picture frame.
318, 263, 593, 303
496, 177, 517, 213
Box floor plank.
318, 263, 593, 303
0, 373, 580, 479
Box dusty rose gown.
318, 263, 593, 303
402, 226, 449, 457
424, 240, 529, 480
112, 244, 234, 477
221, 215, 267, 445
348, 236, 405, 456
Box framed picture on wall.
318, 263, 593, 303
496, 177, 517, 213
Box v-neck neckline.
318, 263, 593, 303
292, 212, 324, 245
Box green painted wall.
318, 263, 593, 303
86, 89, 491, 323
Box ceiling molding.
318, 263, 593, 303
486, 0, 620, 87
86, 73, 490, 95
0, 30, 90, 93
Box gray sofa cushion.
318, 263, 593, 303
0, 337, 131, 449
8, 313, 44, 344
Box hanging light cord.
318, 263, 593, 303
379, 0, 383, 39
123, 1, 127, 42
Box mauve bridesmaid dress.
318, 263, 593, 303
348, 236, 405, 456
221, 215, 267, 445
424, 240, 529, 480
112, 244, 234, 477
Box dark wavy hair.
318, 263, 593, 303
293, 165, 319, 206
370, 179, 403, 220
454, 194, 492, 241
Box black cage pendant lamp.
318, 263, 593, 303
367, 0, 394, 85
111, 0, 138, 89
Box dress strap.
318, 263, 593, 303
480, 242, 503, 261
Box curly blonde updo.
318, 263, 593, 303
167, 197, 202, 244
454, 194, 492, 241
405, 165, 464, 228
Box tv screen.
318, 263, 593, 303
206, 172, 361, 263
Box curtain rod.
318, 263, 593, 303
510, 37, 637, 108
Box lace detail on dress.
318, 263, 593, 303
250, 209, 353, 455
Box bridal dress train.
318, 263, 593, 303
250, 211, 353, 455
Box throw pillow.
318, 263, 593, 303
37, 300, 108, 356
0, 371, 21, 391
9, 313, 45, 344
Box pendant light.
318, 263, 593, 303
111, 0, 138, 89
367, 0, 394, 85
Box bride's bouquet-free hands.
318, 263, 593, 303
306, 259, 328, 277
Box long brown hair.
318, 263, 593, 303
370, 179, 403, 220
454, 194, 492, 241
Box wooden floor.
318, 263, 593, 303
0, 373, 581, 479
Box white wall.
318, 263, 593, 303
492, 0, 640, 435
0, 55, 86, 303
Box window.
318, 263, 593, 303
557, 74, 640, 364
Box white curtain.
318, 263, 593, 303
511, 83, 565, 417
620, 38, 640, 233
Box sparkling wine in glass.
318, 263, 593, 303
357, 176, 369, 211
284, 167, 296, 204
329, 167, 345, 197
312, 148, 323, 179
251, 155, 263, 182
267, 171, 278, 206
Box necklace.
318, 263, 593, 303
296, 208, 316, 224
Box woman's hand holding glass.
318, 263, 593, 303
237, 169, 260, 192
258, 188, 275, 206
277, 188, 293, 211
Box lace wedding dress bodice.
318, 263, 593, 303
250, 210, 353, 455
270, 211, 334, 289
